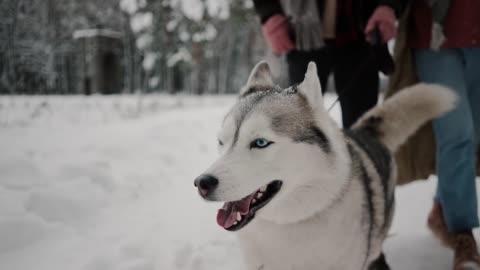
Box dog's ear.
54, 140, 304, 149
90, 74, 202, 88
298, 62, 323, 109
240, 61, 274, 96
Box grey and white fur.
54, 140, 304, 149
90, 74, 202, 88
195, 61, 456, 270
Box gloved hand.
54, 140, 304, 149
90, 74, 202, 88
365, 5, 397, 43
262, 14, 295, 55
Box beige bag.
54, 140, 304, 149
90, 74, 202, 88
385, 4, 437, 185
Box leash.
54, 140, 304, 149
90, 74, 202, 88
326, 28, 389, 113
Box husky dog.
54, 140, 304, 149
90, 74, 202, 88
194, 61, 455, 270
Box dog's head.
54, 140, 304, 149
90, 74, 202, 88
195, 61, 350, 231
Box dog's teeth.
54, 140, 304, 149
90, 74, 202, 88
257, 193, 263, 199
260, 186, 267, 192
233, 221, 238, 225
252, 199, 257, 204
237, 213, 242, 221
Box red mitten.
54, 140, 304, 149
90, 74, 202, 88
365, 5, 397, 43
262, 14, 295, 55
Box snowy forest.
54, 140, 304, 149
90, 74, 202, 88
3, 1, 480, 270
0, 0, 267, 95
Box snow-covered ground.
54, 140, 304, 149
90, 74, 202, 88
0, 94, 476, 270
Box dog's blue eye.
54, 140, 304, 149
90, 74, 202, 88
250, 138, 272, 149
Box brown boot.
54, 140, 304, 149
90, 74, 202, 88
427, 201, 456, 248
453, 231, 480, 270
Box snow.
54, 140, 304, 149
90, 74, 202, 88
0, 94, 478, 270
142, 52, 157, 71
73, 29, 122, 40
180, 0, 205, 21
192, 24, 217, 43
179, 31, 190, 42
149, 77, 160, 88
120, 0, 147, 15
130, 12, 153, 34
167, 48, 192, 67
179, 0, 231, 21
166, 19, 179, 32
135, 34, 153, 50
205, 0, 230, 20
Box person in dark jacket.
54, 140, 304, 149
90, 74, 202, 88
408, 1, 480, 269
252, 0, 402, 128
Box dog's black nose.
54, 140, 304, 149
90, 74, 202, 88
194, 174, 218, 197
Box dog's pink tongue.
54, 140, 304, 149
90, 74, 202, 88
216, 193, 256, 228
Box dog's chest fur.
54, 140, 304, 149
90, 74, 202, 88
237, 178, 370, 270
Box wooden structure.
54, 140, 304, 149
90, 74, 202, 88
72, 29, 124, 94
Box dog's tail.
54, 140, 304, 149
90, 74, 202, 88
352, 83, 456, 153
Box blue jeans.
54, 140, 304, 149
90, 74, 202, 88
415, 48, 480, 232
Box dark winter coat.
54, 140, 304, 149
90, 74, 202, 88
252, 0, 405, 48
252, 0, 405, 74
